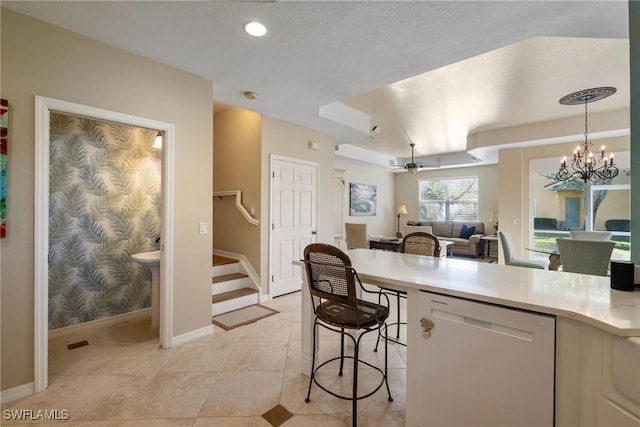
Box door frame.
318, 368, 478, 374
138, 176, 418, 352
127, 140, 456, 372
268, 154, 318, 299
34, 96, 175, 392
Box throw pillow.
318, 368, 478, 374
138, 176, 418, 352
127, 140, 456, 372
459, 224, 476, 239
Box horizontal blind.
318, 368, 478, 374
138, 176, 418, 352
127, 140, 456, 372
419, 177, 478, 221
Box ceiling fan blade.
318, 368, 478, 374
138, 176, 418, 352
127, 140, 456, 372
416, 161, 441, 168
389, 142, 440, 172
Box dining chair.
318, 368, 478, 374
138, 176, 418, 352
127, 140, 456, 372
400, 231, 441, 256
375, 232, 441, 350
569, 230, 613, 241
302, 243, 393, 427
556, 238, 615, 276
498, 230, 546, 269
344, 223, 368, 249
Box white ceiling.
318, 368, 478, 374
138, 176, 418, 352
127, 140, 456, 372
4, 1, 630, 169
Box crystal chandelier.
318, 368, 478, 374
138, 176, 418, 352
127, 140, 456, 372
555, 87, 619, 183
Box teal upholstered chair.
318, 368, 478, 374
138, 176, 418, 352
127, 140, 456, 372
556, 238, 615, 276
498, 231, 546, 269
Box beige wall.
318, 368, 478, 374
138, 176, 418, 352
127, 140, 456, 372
260, 117, 334, 296
1, 9, 213, 390
498, 148, 528, 261
336, 157, 396, 239
213, 107, 261, 272
394, 164, 499, 234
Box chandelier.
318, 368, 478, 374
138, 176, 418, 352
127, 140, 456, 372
555, 87, 619, 183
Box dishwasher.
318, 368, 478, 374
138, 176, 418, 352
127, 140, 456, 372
414, 291, 555, 427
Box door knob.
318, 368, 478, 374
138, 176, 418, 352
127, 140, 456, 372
311, 230, 317, 235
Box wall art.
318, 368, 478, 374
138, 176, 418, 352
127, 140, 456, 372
349, 182, 377, 216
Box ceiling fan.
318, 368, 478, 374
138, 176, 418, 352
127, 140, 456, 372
391, 142, 438, 174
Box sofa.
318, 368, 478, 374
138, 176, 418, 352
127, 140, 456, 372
400, 220, 486, 257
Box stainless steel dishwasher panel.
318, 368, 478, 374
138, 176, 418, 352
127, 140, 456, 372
416, 291, 555, 427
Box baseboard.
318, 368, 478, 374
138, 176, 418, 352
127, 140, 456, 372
171, 324, 214, 347
48, 308, 152, 340
0, 382, 34, 405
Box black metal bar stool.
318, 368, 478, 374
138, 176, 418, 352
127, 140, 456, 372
375, 232, 441, 351
302, 243, 393, 427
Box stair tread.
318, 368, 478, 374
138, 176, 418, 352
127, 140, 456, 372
213, 255, 238, 266
212, 287, 258, 304
212, 272, 248, 284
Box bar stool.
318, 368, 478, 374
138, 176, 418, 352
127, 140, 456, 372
375, 232, 440, 350
302, 243, 393, 427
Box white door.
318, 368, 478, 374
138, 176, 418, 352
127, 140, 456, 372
270, 157, 317, 297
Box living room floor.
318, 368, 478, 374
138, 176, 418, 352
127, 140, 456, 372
2, 291, 407, 426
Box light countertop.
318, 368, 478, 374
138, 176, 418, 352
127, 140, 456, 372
343, 249, 640, 337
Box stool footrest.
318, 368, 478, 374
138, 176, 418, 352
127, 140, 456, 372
310, 356, 388, 401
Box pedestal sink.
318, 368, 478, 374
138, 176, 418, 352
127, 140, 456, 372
131, 250, 160, 328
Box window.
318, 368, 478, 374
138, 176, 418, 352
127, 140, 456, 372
531, 167, 631, 261
419, 177, 478, 221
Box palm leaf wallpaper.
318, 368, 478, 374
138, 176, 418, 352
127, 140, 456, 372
48, 113, 161, 329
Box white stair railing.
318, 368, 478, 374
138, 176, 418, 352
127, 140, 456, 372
213, 190, 259, 226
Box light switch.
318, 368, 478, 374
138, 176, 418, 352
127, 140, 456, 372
199, 222, 208, 235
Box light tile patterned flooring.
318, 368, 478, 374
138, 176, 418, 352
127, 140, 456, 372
2, 291, 407, 426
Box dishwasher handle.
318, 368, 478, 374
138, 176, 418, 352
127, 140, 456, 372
420, 317, 435, 338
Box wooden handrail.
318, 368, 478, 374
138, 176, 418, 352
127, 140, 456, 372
213, 190, 259, 226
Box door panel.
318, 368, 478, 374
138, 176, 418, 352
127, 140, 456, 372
280, 189, 294, 227
278, 240, 294, 280
300, 170, 313, 185
299, 190, 313, 226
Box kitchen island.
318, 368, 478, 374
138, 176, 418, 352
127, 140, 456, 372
296, 249, 640, 426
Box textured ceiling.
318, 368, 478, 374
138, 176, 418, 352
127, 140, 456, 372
3, 1, 630, 168
345, 36, 630, 159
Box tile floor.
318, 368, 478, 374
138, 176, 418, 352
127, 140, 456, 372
2, 291, 407, 426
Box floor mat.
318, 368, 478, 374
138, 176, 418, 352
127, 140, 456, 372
211, 304, 279, 330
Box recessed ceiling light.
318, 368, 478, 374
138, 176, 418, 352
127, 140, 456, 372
244, 21, 267, 37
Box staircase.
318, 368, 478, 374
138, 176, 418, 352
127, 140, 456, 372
211, 255, 259, 316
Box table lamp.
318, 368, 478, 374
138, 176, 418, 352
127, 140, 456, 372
396, 205, 408, 238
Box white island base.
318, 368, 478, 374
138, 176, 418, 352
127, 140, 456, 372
405, 289, 640, 427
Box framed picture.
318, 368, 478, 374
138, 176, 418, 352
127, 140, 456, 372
349, 182, 377, 216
